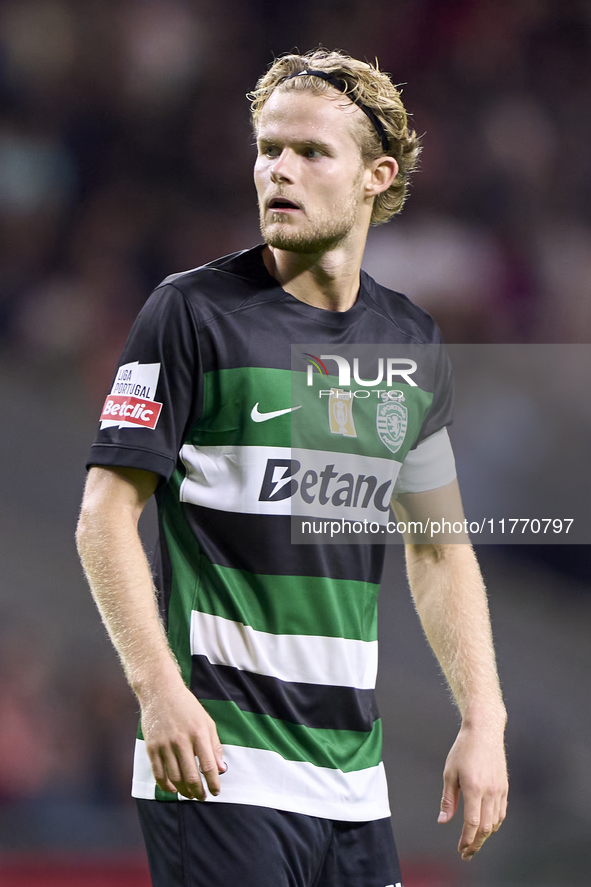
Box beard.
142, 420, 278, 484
259, 174, 363, 254
261, 209, 355, 253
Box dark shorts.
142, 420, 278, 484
136, 799, 402, 887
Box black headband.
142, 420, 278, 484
285, 68, 390, 154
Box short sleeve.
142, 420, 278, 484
88, 284, 200, 483
415, 339, 454, 446
394, 341, 456, 495
394, 427, 457, 494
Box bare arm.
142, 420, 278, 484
393, 480, 508, 860
76, 465, 225, 800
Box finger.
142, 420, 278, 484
198, 752, 221, 797
495, 786, 508, 831
438, 768, 460, 824
492, 791, 505, 833
188, 725, 222, 797
152, 735, 205, 801
458, 790, 482, 858
173, 746, 207, 801
461, 793, 495, 860
147, 747, 179, 795
211, 729, 227, 776
491, 796, 501, 833
489, 776, 508, 834
161, 746, 200, 799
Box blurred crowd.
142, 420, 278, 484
1, 0, 591, 404
0, 619, 137, 807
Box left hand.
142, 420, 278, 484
437, 722, 508, 860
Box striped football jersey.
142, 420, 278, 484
89, 245, 455, 820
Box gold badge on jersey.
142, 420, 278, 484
328, 389, 357, 437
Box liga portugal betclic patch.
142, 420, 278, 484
100, 361, 163, 430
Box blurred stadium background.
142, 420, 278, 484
1, 1, 590, 884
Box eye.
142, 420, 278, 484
261, 143, 281, 158
303, 147, 322, 159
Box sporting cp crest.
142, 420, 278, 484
376, 391, 408, 454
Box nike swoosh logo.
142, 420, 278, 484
250, 403, 302, 422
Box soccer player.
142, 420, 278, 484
76, 49, 508, 887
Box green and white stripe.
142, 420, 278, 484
179, 444, 399, 522
190, 610, 378, 689
132, 738, 390, 820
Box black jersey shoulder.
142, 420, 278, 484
359, 269, 444, 345
156, 246, 283, 328
152, 246, 444, 347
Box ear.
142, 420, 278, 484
366, 157, 398, 197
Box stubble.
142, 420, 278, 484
259, 170, 364, 254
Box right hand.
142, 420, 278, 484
437, 721, 508, 860
139, 678, 226, 801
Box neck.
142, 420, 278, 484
263, 235, 367, 312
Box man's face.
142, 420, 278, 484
254, 88, 370, 253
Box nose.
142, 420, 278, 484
270, 149, 294, 184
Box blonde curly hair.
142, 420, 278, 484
248, 48, 421, 225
